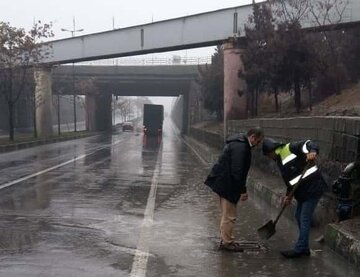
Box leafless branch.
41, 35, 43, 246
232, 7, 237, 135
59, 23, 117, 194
309, 0, 349, 27
273, 0, 310, 24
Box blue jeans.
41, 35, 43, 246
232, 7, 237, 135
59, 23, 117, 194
294, 197, 321, 253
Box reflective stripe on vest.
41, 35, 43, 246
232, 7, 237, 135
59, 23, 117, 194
289, 165, 319, 186
302, 140, 311, 154
276, 144, 297, 165
282, 153, 297, 165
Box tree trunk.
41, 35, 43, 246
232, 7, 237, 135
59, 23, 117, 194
249, 90, 253, 117
32, 95, 37, 138
308, 80, 312, 111
254, 88, 258, 116
8, 102, 15, 141
250, 90, 255, 117
274, 86, 279, 113
335, 74, 341, 95
57, 95, 61, 135
294, 75, 301, 113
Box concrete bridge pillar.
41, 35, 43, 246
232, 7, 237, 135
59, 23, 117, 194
85, 94, 112, 132
34, 66, 53, 137
223, 39, 247, 136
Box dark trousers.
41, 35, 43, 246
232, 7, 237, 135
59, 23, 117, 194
294, 197, 321, 252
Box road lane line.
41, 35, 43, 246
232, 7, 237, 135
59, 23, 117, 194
0, 154, 87, 190
129, 148, 161, 277
0, 139, 124, 191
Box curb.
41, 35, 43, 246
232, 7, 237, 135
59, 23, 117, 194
325, 220, 360, 267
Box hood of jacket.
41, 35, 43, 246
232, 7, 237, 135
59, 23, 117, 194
226, 133, 248, 145
262, 138, 284, 155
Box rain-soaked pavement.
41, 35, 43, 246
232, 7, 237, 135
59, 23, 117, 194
0, 118, 358, 277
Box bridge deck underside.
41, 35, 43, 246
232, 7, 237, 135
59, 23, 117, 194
52, 65, 197, 97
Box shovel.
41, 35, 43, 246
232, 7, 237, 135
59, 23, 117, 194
257, 162, 313, 240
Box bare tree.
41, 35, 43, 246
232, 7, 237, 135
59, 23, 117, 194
308, 0, 350, 94
131, 96, 151, 119
308, 0, 349, 26
0, 21, 53, 140
272, 0, 311, 24
116, 97, 139, 122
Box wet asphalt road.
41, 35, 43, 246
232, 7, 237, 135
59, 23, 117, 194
0, 119, 358, 277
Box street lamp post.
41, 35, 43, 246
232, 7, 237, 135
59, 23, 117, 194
57, 94, 61, 135
61, 17, 84, 132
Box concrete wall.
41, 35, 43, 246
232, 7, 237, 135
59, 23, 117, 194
189, 126, 224, 150
171, 96, 183, 133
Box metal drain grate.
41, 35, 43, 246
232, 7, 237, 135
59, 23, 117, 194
236, 240, 267, 252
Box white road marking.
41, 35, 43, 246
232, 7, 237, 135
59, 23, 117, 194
0, 139, 124, 191
129, 147, 161, 277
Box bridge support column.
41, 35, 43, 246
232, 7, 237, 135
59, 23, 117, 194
85, 94, 112, 132
223, 40, 247, 137
34, 66, 53, 137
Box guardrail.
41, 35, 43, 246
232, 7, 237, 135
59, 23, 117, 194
77, 56, 212, 66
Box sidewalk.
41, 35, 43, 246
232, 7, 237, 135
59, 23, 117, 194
185, 125, 360, 267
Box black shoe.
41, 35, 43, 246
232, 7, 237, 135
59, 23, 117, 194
280, 249, 311, 258
219, 241, 244, 252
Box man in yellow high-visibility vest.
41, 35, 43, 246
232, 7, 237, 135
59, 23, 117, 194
262, 138, 328, 258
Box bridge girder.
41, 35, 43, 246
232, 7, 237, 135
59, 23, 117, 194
52, 65, 198, 97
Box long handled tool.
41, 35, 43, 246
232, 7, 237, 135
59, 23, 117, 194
257, 162, 313, 240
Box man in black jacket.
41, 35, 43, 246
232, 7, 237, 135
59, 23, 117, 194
262, 138, 328, 258
204, 128, 263, 252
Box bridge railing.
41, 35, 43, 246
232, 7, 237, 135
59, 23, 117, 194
76, 56, 211, 66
